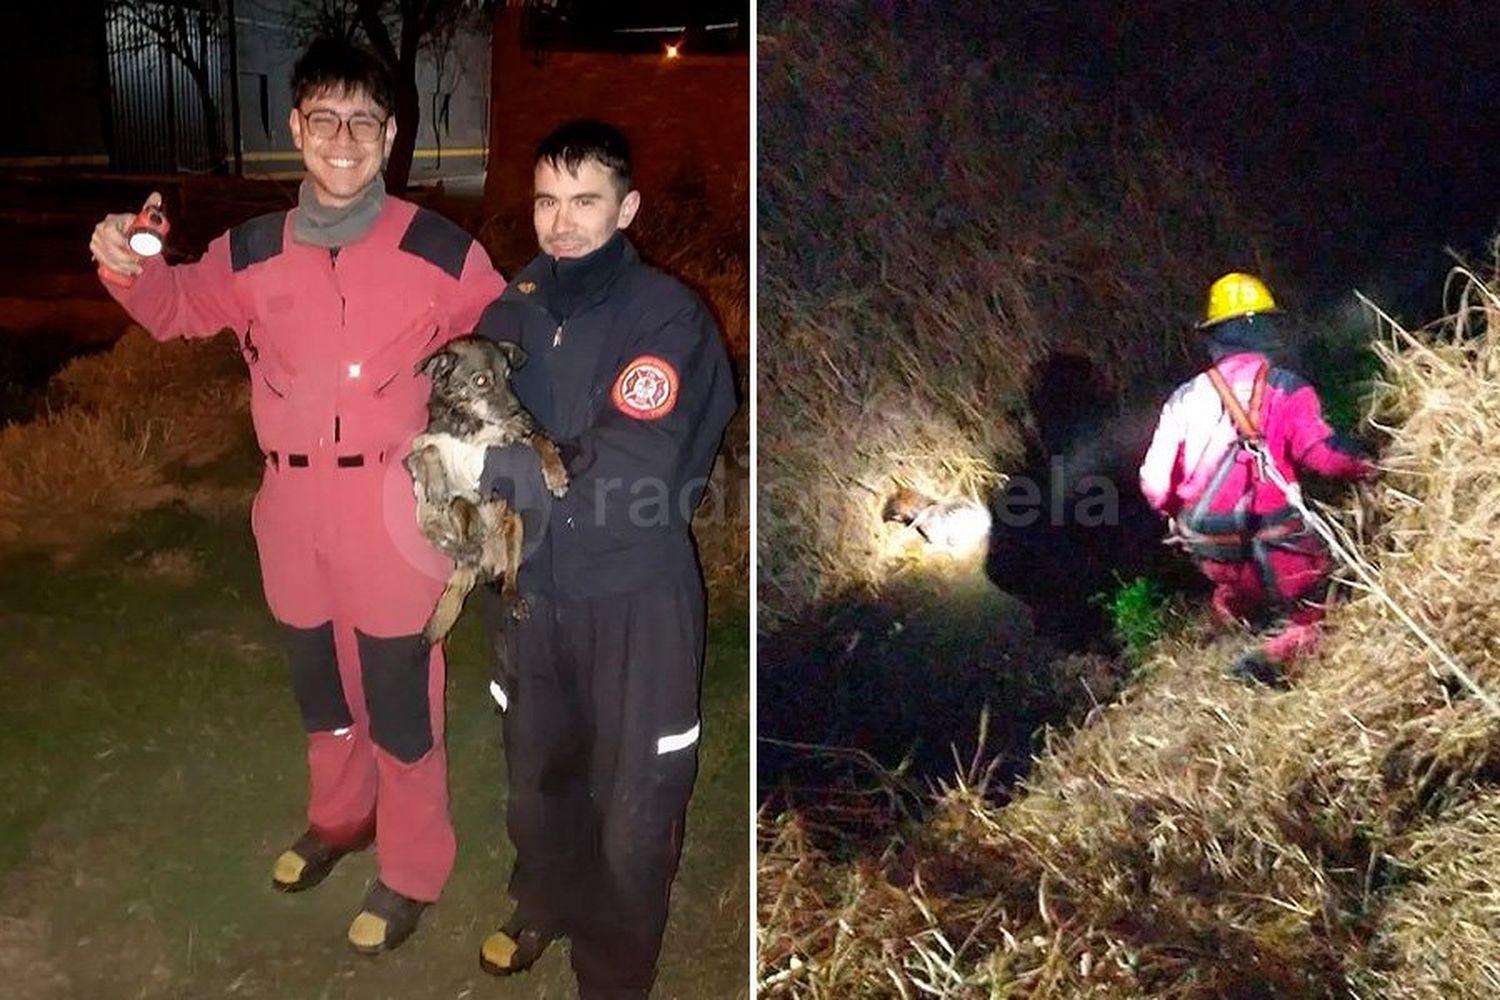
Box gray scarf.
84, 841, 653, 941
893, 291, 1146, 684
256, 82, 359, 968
293, 175, 386, 247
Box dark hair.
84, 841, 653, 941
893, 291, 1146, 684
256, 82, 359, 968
291, 37, 394, 116
534, 120, 633, 197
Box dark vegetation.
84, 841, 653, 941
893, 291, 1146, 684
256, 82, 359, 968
757, 4, 1500, 996
757, 1, 1260, 809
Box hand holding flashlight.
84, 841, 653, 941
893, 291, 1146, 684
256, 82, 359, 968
90, 192, 169, 288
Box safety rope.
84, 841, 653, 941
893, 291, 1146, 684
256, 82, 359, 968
1241, 437, 1500, 719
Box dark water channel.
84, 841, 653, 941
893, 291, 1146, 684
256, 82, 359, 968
758, 353, 1206, 824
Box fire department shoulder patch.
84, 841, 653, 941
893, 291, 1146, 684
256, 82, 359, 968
612, 355, 679, 420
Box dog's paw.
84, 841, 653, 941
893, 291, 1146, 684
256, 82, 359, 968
504, 593, 531, 622
534, 439, 570, 498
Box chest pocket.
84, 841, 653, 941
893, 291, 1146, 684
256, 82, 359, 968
238, 275, 309, 392
350, 287, 444, 395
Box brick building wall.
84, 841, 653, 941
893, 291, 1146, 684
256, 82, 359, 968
483, 9, 749, 220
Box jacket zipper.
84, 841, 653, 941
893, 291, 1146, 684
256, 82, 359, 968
330, 247, 344, 446
330, 248, 346, 325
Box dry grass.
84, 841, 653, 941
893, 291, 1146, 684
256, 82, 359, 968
756, 9, 1267, 628
0, 329, 248, 559
1353, 790, 1500, 998
757, 265, 1500, 997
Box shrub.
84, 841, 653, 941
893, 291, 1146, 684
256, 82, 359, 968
1095, 573, 1169, 667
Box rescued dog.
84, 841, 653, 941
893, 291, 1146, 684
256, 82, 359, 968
882, 485, 992, 551
406, 335, 568, 642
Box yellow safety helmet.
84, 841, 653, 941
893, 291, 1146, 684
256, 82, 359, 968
1199, 272, 1279, 328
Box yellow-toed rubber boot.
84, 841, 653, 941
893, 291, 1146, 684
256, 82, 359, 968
347, 880, 428, 955
479, 920, 556, 976
272, 829, 359, 893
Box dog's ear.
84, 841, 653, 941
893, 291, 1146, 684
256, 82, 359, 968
417, 348, 457, 382
495, 340, 527, 370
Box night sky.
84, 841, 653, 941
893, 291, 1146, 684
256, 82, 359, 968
1003, 1, 1500, 317
843, 0, 1500, 320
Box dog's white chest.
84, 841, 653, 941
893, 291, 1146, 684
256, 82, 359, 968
412, 432, 488, 497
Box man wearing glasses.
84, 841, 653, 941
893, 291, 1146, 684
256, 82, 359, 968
87, 37, 504, 954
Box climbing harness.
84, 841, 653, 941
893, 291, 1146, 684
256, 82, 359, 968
1174, 364, 1318, 601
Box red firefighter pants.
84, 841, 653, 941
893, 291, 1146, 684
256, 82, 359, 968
251, 452, 455, 902
1198, 536, 1331, 666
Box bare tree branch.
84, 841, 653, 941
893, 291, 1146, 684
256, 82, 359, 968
353, 0, 399, 67
279, 0, 364, 45
109, 0, 230, 170
286, 0, 488, 191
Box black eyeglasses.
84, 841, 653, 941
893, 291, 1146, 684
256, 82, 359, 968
299, 109, 388, 143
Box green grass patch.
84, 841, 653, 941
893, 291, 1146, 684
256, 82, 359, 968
0, 496, 748, 998
1094, 573, 1169, 666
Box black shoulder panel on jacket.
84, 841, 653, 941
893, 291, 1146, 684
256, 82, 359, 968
1267, 367, 1310, 393
229, 211, 287, 272
398, 208, 470, 280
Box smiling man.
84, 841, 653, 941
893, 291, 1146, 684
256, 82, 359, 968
471, 121, 737, 998
87, 38, 505, 955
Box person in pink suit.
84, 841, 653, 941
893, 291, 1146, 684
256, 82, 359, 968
87, 38, 504, 953
1140, 273, 1376, 685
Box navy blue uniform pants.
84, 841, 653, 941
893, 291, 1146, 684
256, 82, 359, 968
483, 574, 705, 998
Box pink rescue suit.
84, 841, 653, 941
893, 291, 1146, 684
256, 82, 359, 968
1139, 351, 1374, 664
102, 197, 504, 901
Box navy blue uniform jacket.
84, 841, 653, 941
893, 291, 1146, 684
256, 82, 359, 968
475, 234, 737, 597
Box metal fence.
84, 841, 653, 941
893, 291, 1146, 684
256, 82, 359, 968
105, 3, 229, 173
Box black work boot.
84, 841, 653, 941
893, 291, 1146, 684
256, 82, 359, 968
272, 828, 363, 893
479, 917, 557, 976
346, 880, 428, 955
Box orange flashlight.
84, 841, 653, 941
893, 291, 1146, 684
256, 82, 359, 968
98, 205, 170, 288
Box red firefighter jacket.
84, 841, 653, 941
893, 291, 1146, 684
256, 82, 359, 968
103, 197, 505, 468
